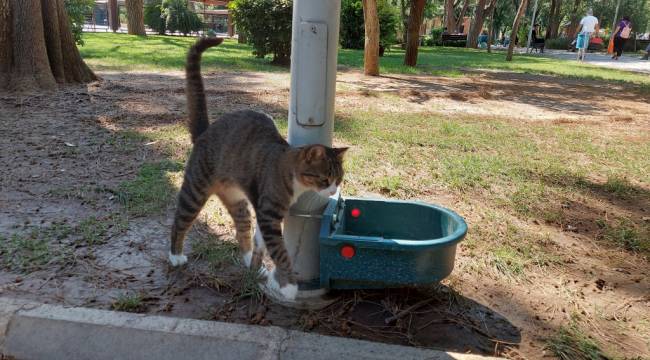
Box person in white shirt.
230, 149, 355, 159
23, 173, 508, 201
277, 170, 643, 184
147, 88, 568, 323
576, 9, 599, 61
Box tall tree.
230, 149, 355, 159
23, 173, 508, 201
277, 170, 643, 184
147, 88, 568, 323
0, 0, 97, 91
467, 0, 496, 47
108, 0, 120, 32
363, 0, 380, 75
506, 0, 528, 61
566, 0, 583, 40
445, 0, 470, 32
404, 0, 425, 66
125, 0, 146, 35
545, 0, 562, 39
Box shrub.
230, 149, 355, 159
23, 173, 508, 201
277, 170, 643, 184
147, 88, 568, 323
162, 0, 203, 35
430, 27, 444, 45
545, 37, 570, 50
339, 0, 399, 50
64, 0, 94, 45
229, 0, 292, 65
144, 1, 166, 35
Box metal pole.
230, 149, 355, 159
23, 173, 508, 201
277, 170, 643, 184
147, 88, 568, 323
268, 0, 341, 305
526, 0, 539, 52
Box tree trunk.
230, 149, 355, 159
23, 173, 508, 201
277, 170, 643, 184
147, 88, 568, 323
362, 0, 380, 76
404, 0, 425, 66
545, 0, 562, 39
444, 0, 455, 31
487, 0, 497, 52
566, 0, 582, 40
467, 0, 488, 48
506, 0, 528, 61
0, 0, 97, 91
108, 0, 120, 32
125, 0, 146, 36
455, 0, 470, 32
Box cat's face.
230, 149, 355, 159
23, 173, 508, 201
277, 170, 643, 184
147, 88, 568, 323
296, 145, 348, 197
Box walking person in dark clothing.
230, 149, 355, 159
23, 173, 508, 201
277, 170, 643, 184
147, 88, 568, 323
611, 16, 632, 60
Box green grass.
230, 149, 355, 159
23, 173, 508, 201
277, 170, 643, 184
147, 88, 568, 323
111, 293, 147, 313
190, 233, 238, 270
546, 322, 610, 360
0, 223, 75, 273
117, 159, 184, 217
79, 33, 650, 87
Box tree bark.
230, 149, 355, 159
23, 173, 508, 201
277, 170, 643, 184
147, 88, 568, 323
0, 0, 97, 91
404, 0, 425, 66
444, 0, 455, 31
108, 0, 120, 32
363, 0, 380, 76
41, 0, 65, 83
455, 0, 470, 32
467, 0, 487, 47
506, 0, 528, 61
125, 0, 146, 36
545, 0, 562, 39
566, 0, 582, 40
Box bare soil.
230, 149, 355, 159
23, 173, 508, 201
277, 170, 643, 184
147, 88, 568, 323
1, 69, 648, 359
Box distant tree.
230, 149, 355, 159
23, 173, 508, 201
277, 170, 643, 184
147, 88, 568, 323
229, 0, 292, 65
467, 0, 496, 48
545, 0, 562, 39
363, 0, 380, 75
506, 0, 528, 61
108, 0, 120, 32
126, 0, 146, 35
340, 0, 399, 51
444, 0, 470, 33
144, 0, 166, 34
404, 0, 425, 66
0, 0, 97, 91
163, 0, 202, 35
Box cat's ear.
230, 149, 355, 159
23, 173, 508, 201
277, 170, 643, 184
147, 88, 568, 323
334, 147, 349, 160
305, 145, 326, 162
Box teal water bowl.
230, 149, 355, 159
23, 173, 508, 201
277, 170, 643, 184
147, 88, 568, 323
319, 197, 467, 289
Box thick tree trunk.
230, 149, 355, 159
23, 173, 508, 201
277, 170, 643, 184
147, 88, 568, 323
444, 0, 455, 31
545, 0, 562, 39
41, 0, 65, 83
506, 0, 528, 61
125, 0, 146, 36
0, 0, 97, 91
566, 0, 582, 40
455, 0, 470, 32
108, 0, 120, 32
404, 0, 425, 66
363, 0, 380, 76
467, 0, 488, 48
0, 0, 13, 86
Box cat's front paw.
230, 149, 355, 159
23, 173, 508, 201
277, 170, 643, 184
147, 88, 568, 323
264, 268, 298, 301
168, 252, 188, 267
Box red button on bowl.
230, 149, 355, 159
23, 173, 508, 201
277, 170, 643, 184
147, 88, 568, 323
351, 208, 361, 218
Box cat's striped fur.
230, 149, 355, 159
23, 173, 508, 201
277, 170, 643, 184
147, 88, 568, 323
169, 38, 347, 300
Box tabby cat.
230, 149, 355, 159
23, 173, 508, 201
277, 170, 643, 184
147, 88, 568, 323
169, 38, 348, 301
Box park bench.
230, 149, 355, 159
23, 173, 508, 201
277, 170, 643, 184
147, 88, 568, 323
441, 33, 467, 46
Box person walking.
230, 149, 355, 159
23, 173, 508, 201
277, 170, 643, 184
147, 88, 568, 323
611, 16, 632, 60
576, 9, 599, 61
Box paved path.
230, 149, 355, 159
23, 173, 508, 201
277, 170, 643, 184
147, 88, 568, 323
540, 49, 650, 74
0, 297, 499, 360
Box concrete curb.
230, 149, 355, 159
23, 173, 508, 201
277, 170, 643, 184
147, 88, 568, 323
0, 297, 499, 360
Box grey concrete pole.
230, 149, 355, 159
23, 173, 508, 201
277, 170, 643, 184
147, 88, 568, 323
267, 0, 341, 305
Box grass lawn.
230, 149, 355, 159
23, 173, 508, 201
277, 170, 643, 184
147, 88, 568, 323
79, 33, 650, 88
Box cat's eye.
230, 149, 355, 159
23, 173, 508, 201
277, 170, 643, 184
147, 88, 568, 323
301, 173, 319, 178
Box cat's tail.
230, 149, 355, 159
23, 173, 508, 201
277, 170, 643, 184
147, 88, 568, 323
186, 37, 224, 143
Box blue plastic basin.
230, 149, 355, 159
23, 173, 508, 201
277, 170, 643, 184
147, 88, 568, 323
319, 197, 467, 289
